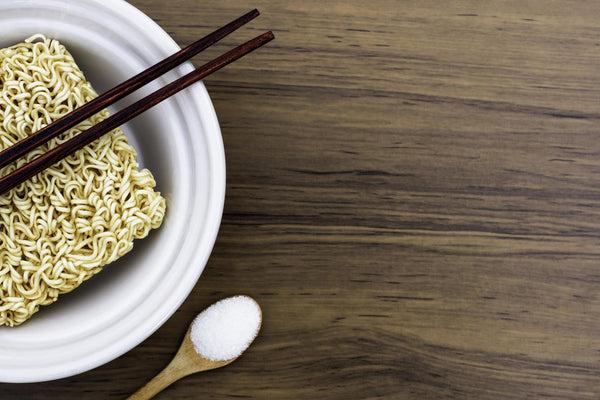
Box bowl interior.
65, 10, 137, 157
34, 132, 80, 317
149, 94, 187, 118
0, 0, 224, 383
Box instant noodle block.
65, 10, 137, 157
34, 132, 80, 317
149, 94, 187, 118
0, 35, 166, 326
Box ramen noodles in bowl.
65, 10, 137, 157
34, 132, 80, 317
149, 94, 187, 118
0, 35, 166, 326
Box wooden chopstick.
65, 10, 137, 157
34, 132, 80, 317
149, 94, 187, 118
0, 31, 274, 196
0, 9, 260, 171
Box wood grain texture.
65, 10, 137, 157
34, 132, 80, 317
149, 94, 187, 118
3, 0, 600, 398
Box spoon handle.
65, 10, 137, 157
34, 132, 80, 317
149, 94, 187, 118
128, 332, 229, 399
128, 360, 194, 400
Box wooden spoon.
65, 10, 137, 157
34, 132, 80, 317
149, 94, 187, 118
129, 296, 261, 399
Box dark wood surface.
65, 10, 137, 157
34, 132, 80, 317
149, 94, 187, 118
4, 1, 600, 398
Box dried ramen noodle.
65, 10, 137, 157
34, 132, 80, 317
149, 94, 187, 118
0, 35, 166, 326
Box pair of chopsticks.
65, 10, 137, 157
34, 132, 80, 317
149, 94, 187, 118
0, 9, 273, 196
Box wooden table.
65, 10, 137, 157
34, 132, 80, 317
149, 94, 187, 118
5, 1, 600, 398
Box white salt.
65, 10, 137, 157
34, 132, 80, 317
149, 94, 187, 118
190, 295, 262, 361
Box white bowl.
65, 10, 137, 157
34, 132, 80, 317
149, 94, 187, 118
0, 0, 225, 383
